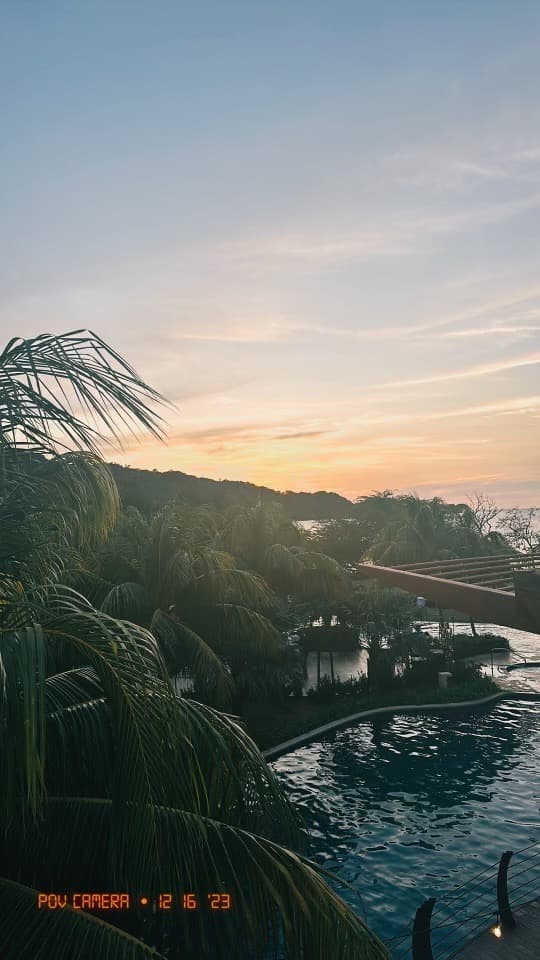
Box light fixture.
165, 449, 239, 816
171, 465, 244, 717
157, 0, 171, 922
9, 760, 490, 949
491, 922, 502, 938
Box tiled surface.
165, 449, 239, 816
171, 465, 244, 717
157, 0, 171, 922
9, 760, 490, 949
460, 898, 540, 959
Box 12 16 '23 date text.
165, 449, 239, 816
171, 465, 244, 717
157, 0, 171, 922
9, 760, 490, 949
37, 892, 232, 911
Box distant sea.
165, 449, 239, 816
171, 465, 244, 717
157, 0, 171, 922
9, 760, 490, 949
297, 508, 540, 536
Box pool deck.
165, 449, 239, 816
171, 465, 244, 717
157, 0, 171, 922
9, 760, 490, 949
460, 897, 540, 959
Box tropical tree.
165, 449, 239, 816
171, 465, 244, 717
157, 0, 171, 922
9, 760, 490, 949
366, 493, 510, 565
220, 500, 350, 610
0, 330, 388, 959
92, 502, 289, 707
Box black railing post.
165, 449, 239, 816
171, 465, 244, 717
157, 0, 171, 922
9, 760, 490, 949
412, 897, 436, 960
497, 850, 516, 930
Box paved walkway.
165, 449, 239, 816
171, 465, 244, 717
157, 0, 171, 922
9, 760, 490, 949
460, 898, 540, 959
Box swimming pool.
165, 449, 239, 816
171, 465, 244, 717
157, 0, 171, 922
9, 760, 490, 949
272, 700, 540, 955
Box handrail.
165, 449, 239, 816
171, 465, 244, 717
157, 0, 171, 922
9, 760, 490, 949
385, 840, 540, 959
497, 648, 528, 673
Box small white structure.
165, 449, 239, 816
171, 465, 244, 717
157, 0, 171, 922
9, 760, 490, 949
438, 671, 452, 689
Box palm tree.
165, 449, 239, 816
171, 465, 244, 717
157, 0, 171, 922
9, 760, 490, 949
367, 495, 439, 565
0, 331, 388, 959
366, 493, 513, 568
220, 501, 350, 603
92, 503, 287, 707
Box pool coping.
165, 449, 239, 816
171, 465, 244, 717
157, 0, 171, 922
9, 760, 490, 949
263, 691, 511, 761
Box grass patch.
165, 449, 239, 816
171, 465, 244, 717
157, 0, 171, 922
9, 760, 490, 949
241, 677, 501, 751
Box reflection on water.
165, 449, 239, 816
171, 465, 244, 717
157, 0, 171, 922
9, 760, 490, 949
272, 700, 540, 950
304, 648, 369, 689
304, 622, 540, 691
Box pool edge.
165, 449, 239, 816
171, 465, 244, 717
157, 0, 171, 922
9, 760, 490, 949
263, 692, 515, 761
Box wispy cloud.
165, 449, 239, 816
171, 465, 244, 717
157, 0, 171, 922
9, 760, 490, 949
386, 140, 540, 190
172, 321, 294, 344
451, 161, 514, 182
377, 352, 540, 389
349, 394, 540, 427
224, 193, 540, 267
439, 325, 540, 338
272, 289, 540, 344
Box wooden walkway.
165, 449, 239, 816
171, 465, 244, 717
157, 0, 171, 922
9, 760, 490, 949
355, 557, 540, 635
460, 898, 540, 959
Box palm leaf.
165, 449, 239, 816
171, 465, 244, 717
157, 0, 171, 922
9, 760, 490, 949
170, 697, 302, 842
0, 624, 47, 826
0, 330, 167, 455
101, 583, 153, 623
45, 669, 112, 797
150, 609, 233, 708
6, 799, 388, 960
0, 877, 162, 960
0, 453, 120, 586
264, 543, 305, 582
193, 603, 283, 660
202, 566, 275, 609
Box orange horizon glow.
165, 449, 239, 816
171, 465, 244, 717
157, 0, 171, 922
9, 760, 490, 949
4, 5, 540, 510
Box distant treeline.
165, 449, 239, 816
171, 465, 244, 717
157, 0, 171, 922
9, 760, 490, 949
108, 463, 354, 519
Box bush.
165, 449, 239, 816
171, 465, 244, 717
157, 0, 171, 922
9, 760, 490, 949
367, 648, 395, 693
234, 662, 305, 703
306, 674, 369, 701
448, 660, 482, 684
401, 658, 441, 688
453, 633, 510, 659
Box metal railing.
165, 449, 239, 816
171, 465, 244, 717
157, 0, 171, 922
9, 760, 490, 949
497, 648, 528, 673
384, 840, 540, 959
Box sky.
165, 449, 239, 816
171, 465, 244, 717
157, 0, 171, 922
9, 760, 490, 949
1, 2, 540, 507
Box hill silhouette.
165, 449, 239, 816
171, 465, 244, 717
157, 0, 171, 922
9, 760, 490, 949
108, 462, 354, 519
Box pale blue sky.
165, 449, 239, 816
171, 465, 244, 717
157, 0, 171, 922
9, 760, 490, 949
2, 3, 540, 505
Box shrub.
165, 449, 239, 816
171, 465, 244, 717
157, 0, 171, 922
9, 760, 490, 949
367, 648, 395, 693
402, 658, 441, 688
448, 660, 483, 684
453, 632, 510, 659
306, 673, 370, 701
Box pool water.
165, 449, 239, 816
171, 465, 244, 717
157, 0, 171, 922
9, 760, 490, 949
272, 700, 540, 954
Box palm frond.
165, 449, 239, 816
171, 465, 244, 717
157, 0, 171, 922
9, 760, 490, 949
0, 453, 120, 585
202, 566, 275, 609
45, 668, 112, 796
150, 609, 233, 708
162, 548, 195, 594
101, 582, 153, 623
0, 330, 167, 455
6, 800, 388, 960
1, 586, 185, 879
264, 542, 305, 581
169, 697, 302, 842
0, 624, 47, 826
0, 877, 162, 960
193, 603, 283, 660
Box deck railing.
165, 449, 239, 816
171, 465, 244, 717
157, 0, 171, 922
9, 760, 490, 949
384, 840, 540, 959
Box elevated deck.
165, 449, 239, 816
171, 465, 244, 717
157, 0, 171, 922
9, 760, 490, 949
354, 554, 540, 635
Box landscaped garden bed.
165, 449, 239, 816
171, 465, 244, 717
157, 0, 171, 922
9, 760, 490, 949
240, 676, 500, 750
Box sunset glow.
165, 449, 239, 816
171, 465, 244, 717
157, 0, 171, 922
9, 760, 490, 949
3, 3, 540, 506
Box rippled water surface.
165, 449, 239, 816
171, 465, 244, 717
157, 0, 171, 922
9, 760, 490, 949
272, 701, 540, 952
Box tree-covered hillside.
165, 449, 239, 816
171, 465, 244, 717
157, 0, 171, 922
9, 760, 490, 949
108, 462, 354, 518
